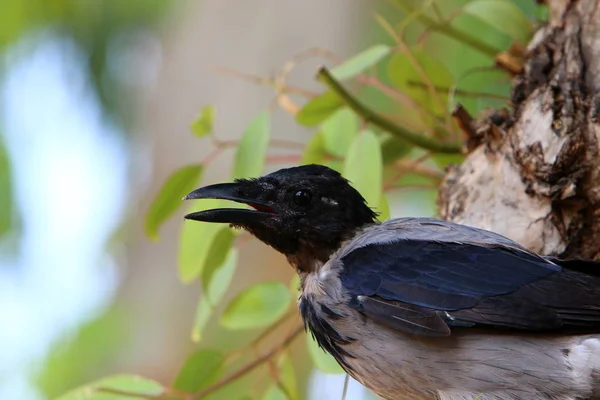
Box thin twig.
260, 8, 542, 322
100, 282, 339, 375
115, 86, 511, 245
341, 374, 350, 400
250, 310, 298, 350
395, 159, 444, 181
389, 183, 439, 191
407, 81, 510, 101
274, 47, 342, 116
193, 325, 304, 399
95, 387, 181, 400
212, 66, 319, 97
383, 152, 436, 190
416, 6, 465, 45
265, 154, 302, 164
201, 147, 222, 166
317, 67, 462, 154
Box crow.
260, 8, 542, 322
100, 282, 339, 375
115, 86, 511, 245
183, 164, 600, 400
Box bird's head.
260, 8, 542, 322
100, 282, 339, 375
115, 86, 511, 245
183, 164, 377, 269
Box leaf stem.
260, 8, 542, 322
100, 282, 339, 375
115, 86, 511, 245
212, 66, 320, 98
395, 158, 444, 181
96, 388, 158, 399
192, 325, 303, 399
317, 67, 462, 154
96, 387, 181, 400
407, 80, 509, 100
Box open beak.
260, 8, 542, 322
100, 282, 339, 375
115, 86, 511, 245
183, 182, 275, 225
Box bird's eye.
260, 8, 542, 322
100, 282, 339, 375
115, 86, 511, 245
293, 190, 312, 207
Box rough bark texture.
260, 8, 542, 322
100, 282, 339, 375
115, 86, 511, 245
439, 0, 600, 260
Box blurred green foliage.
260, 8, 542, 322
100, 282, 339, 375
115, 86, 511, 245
35, 309, 131, 398
146, 164, 204, 240
139, 1, 549, 399
0, 0, 175, 239
0, 136, 14, 238
55, 374, 163, 400
137, 1, 549, 399
0, 0, 548, 399
0, 0, 174, 399
0, 0, 174, 130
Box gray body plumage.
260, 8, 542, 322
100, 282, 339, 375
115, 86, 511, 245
300, 218, 600, 400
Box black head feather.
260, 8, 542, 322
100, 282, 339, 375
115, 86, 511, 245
184, 164, 378, 266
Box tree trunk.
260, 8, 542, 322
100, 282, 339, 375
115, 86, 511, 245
439, 0, 600, 260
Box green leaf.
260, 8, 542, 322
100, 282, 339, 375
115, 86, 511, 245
232, 111, 270, 180
377, 194, 391, 222
324, 160, 344, 173
380, 136, 412, 165
206, 247, 239, 304
173, 349, 225, 392
277, 353, 298, 400
321, 108, 359, 158
201, 228, 236, 299
331, 44, 391, 81
262, 386, 287, 400
343, 130, 383, 208
178, 199, 223, 283
55, 374, 163, 400
296, 91, 343, 127
423, 13, 512, 114
463, 0, 533, 43
301, 131, 326, 165
387, 48, 454, 116
35, 308, 126, 398
145, 164, 203, 240
191, 298, 212, 343
192, 248, 239, 342
288, 274, 300, 299
191, 105, 215, 137
306, 334, 344, 374
220, 282, 291, 330
0, 141, 13, 237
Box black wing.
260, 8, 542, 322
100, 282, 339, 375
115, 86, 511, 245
339, 240, 600, 337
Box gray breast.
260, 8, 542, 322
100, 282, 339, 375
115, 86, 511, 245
298, 251, 600, 400
321, 303, 600, 400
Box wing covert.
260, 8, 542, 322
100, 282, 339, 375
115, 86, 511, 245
340, 240, 560, 310
337, 236, 574, 336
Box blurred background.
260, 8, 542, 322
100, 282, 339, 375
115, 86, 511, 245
0, 1, 542, 399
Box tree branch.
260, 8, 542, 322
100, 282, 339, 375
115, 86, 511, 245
317, 67, 462, 154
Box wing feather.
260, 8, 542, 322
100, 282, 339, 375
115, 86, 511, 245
337, 219, 600, 336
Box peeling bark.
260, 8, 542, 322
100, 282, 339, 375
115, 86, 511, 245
439, 0, 600, 260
